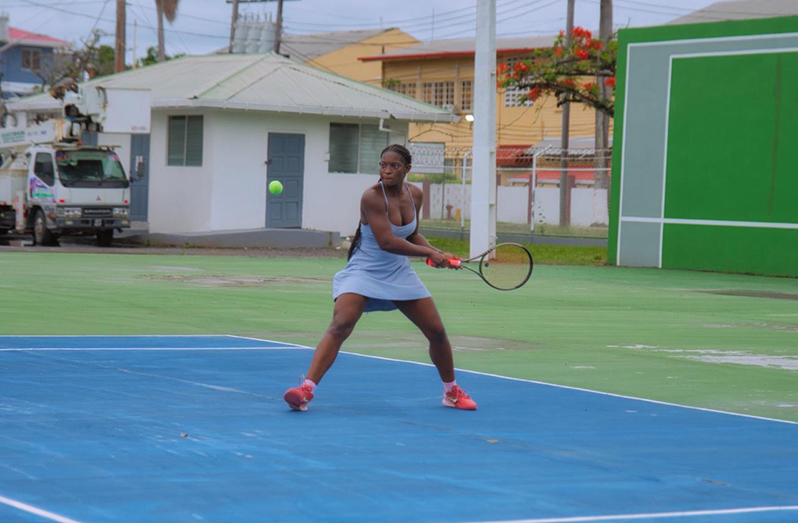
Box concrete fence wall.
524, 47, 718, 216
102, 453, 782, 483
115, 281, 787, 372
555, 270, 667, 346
425, 183, 609, 227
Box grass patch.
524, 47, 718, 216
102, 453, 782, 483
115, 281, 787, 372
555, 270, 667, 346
426, 236, 607, 266
420, 219, 609, 238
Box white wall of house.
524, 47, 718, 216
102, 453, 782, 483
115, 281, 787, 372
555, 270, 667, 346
144, 108, 410, 236
148, 109, 214, 233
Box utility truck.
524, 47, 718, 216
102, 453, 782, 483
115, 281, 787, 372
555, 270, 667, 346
0, 86, 150, 246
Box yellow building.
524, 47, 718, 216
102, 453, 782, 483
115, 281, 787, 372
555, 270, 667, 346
361, 36, 608, 183
281, 28, 419, 86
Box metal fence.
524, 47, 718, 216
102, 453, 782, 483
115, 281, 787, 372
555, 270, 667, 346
408, 144, 612, 237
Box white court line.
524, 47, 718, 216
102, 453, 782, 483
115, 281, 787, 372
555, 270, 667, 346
0, 346, 301, 352
0, 334, 232, 337
226, 334, 305, 347
333, 348, 798, 426
5, 335, 796, 427
467, 505, 798, 523
0, 495, 85, 523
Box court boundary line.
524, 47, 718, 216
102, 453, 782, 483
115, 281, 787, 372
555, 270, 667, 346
4, 335, 796, 427
466, 505, 798, 523
333, 349, 798, 426
0, 346, 301, 352
0, 494, 85, 523
621, 216, 798, 229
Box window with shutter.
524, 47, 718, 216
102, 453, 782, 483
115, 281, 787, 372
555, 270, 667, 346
167, 115, 204, 166
359, 124, 389, 173
329, 123, 359, 173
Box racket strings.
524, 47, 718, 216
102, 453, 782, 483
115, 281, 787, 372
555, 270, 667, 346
480, 244, 533, 290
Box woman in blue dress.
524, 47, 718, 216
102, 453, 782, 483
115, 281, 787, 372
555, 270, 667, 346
284, 144, 477, 412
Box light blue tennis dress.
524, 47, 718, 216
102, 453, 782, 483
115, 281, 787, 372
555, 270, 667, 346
333, 182, 431, 312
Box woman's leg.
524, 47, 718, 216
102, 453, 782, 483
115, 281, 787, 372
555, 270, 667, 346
306, 293, 369, 384
394, 297, 455, 382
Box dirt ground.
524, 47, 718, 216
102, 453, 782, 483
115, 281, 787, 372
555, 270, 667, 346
0, 237, 348, 258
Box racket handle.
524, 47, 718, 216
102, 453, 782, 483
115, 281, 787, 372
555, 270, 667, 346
426, 257, 462, 268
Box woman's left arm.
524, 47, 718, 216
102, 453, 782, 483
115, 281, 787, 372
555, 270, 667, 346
406, 185, 457, 260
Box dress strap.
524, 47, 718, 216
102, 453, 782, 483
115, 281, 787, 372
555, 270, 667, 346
378, 181, 390, 214
405, 183, 417, 220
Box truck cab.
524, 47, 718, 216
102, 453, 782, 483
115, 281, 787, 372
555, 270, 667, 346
22, 145, 132, 246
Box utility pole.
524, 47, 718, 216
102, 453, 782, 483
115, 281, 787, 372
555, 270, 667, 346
274, 0, 284, 53
559, 0, 575, 227
595, 0, 613, 190
114, 0, 126, 73
133, 19, 138, 68
229, 0, 240, 53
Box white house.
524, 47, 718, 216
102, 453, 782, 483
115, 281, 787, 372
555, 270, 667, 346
7, 53, 457, 236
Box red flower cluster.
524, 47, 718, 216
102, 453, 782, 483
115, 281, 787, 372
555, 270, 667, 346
497, 63, 508, 74
561, 78, 576, 88
513, 61, 530, 74
604, 76, 616, 88
582, 82, 597, 91
572, 26, 592, 39
527, 87, 542, 101
574, 48, 590, 60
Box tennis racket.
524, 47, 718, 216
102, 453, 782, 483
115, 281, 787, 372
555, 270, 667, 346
426, 242, 533, 291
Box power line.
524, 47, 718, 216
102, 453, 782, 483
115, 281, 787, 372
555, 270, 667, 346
18, 0, 229, 40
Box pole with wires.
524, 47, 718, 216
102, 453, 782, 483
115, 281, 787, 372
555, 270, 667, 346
274, 0, 284, 54
114, 0, 125, 72
229, 0, 240, 53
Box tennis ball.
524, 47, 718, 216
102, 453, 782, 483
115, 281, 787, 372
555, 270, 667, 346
269, 180, 283, 195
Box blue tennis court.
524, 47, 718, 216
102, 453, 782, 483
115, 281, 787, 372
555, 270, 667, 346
1, 336, 797, 523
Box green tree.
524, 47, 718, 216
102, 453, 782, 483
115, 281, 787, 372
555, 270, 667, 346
137, 46, 183, 68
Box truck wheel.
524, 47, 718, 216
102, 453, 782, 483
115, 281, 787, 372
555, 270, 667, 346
97, 230, 113, 247
33, 210, 58, 246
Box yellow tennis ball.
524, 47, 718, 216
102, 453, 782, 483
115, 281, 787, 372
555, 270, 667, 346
269, 180, 283, 195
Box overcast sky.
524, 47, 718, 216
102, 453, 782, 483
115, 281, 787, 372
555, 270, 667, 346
5, 0, 721, 61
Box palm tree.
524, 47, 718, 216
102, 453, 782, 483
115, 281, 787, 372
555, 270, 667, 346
155, 0, 179, 62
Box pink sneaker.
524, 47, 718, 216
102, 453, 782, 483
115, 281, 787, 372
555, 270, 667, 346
284, 383, 314, 411
443, 386, 477, 411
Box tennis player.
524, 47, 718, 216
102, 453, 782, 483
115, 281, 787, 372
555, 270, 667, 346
284, 144, 477, 412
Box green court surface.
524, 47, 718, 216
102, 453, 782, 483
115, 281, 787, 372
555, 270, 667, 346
1, 251, 796, 422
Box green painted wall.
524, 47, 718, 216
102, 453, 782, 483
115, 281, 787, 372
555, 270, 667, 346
610, 16, 798, 276
663, 224, 798, 276
666, 52, 798, 223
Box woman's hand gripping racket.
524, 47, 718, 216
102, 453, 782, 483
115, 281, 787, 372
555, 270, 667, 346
426, 242, 533, 291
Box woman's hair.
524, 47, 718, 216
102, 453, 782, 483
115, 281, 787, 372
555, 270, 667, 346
347, 144, 413, 260
381, 143, 412, 166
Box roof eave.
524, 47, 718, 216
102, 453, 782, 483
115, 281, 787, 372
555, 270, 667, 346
2, 39, 67, 49
153, 99, 459, 122
360, 46, 545, 62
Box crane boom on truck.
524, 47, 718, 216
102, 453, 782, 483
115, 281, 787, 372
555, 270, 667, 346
0, 85, 150, 246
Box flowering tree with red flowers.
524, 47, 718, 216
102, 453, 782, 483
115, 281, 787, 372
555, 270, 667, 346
497, 26, 617, 117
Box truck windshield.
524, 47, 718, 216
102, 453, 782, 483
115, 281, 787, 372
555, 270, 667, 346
56, 150, 129, 188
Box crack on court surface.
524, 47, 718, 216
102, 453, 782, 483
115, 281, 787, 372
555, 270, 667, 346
697, 289, 798, 301
704, 322, 798, 333
608, 345, 798, 370
143, 274, 332, 286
